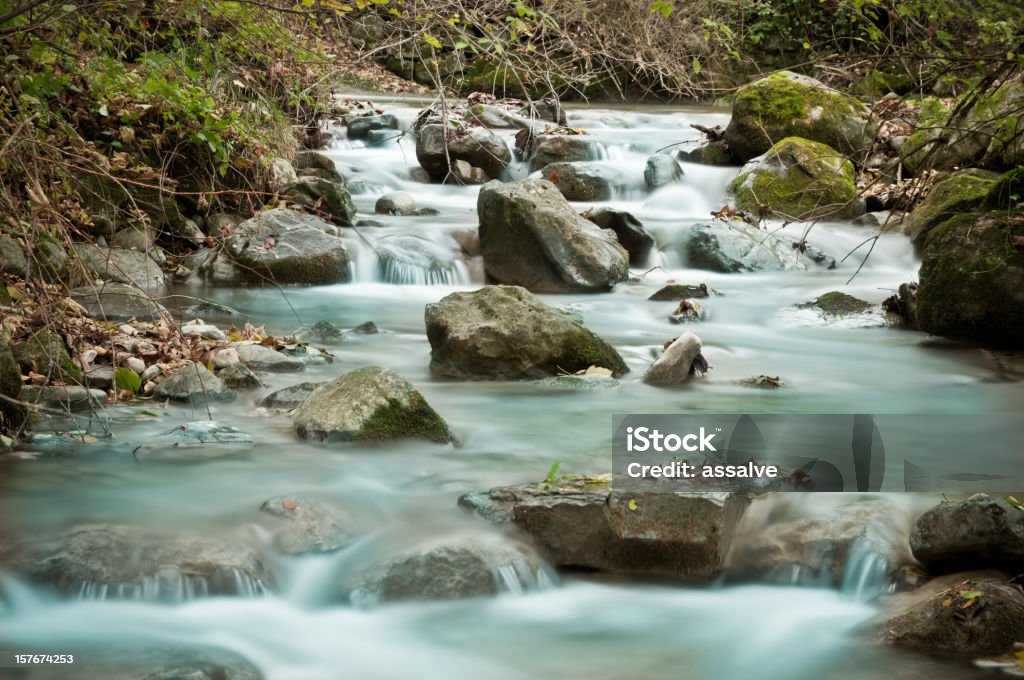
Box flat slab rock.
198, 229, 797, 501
459, 479, 748, 580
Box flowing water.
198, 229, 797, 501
1, 99, 1017, 679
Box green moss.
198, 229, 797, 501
0, 342, 27, 436
905, 169, 999, 247
11, 329, 82, 383
558, 326, 629, 377
987, 167, 1024, 209
800, 291, 872, 316
357, 394, 452, 444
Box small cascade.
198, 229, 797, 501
840, 538, 894, 602
347, 233, 471, 286
490, 559, 558, 595
73, 567, 267, 602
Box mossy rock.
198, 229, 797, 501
11, 329, 82, 383
729, 137, 859, 220
676, 142, 734, 166
986, 166, 1024, 210
723, 71, 877, 162
0, 341, 26, 436
282, 178, 356, 227
0, 235, 27, 276
904, 169, 1000, 248
293, 366, 452, 444
798, 291, 872, 316
916, 212, 1024, 346
649, 284, 710, 301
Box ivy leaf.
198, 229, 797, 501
114, 367, 142, 393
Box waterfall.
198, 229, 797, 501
840, 538, 894, 602
73, 567, 268, 602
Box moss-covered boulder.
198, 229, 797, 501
900, 78, 1024, 174
676, 141, 733, 166
916, 212, 1024, 346
11, 329, 81, 383
0, 341, 26, 436
0, 235, 27, 276
425, 285, 629, 380
723, 71, 877, 162
478, 179, 629, 293
292, 366, 452, 443
729, 137, 859, 220
226, 208, 350, 285
282, 178, 356, 227
903, 169, 1000, 248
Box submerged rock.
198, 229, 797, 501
460, 479, 748, 580
910, 495, 1024, 574
649, 283, 710, 301
226, 208, 351, 286
292, 366, 452, 443
425, 286, 628, 380
729, 137, 859, 221
343, 533, 551, 604
724, 71, 877, 162
259, 496, 353, 554
478, 179, 629, 293
152, 363, 235, 404
643, 332, 703, 386
680, 220, 836, 273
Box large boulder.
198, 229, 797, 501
282, 177, 356, 226
643, 332, 703, 386
903, 169, 999, 248
876, 571, 1024, 656
347, 113, 399, 140
677, 220, 836, 273
916, 212, 1024, 346
910, 495, 1024, 574
0, 524, 270, 600
541, 161, 624, 201
0, 341, 26, 435
70, 282, 170, 322
72, 244, 166, 292
292, 366, 452, 443
459, 478, 748, 580
477, 179, 629, 293
425, 286, 628, 379
729, 137, 859, 220
586, 207, 655, 266
225, 208, 351, 285
152, 362, 235, 404
416, 123, 511, 182
342, 533, 551, 604
724, 71, 877, 162
527, 135, 596, 171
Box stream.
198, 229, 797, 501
2, 99, 1018, 679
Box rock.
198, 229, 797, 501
541, 161, 619, 201
0, 524, 270, 599
293, 366, 452, 443
259, 382, 322, 410
374, 191, 416, 215
352, 321, 379, 334
680, 220, 836, 272
877, 571, 1024, 656
522, 98, 567, 126
586, 207, 655, 266
531, 374, 620, 391
478, 179, 629, 293
11, 329, 81, 382
282, 178, 356, 226
528, 135, 596, 171
268, 157, 298, 193
649, 283, 710, 301
916, 212, 1024, 346
723, 71, 877, 162
449, 159, 490, 185
644, 154, 684, 189
111, 222, 155, 251
83, 364, 116, 390
852, 210, 905, 229
207, 348, 240, 369
416, 123, 511, 181
294, 150, 342, 182
375, 234, 464, 285
643, 332, 703, 386
259, 496, 353, 554
729, 137, 859, 220
156, 421, 254, 446
903, 169, 999, 248
152, 363, 235, 404
226, 208, 351, 285
910, 495, 1024, 574
181, 320, 226, 342
217, 364, 264, 389
344, 533, 550, 604
234, 344, 304, 372
466, 103, 531, 129
459, 480, 748, 580
425, 286, 629, 380
676, 141, 733, 166
799, 291, 873, 316
0, 235, 27, 275
72, 244, 167, 292
140, 662, 261, 680
0, 342, 27, 435
303, 320, 343, 343
71, 282, 170, 322
900, 78, 1024, 174
347, 113, 399, 140
183, 248, 242, 285
728, 498, 911, 586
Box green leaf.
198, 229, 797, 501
453, 37, 470, 50
545, 460, 561, 482
692, 57, 702, 74
138, 409, 163, 417
960, 590, 982, 599
423, 33, 442, 49
114, 367, 142, 393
